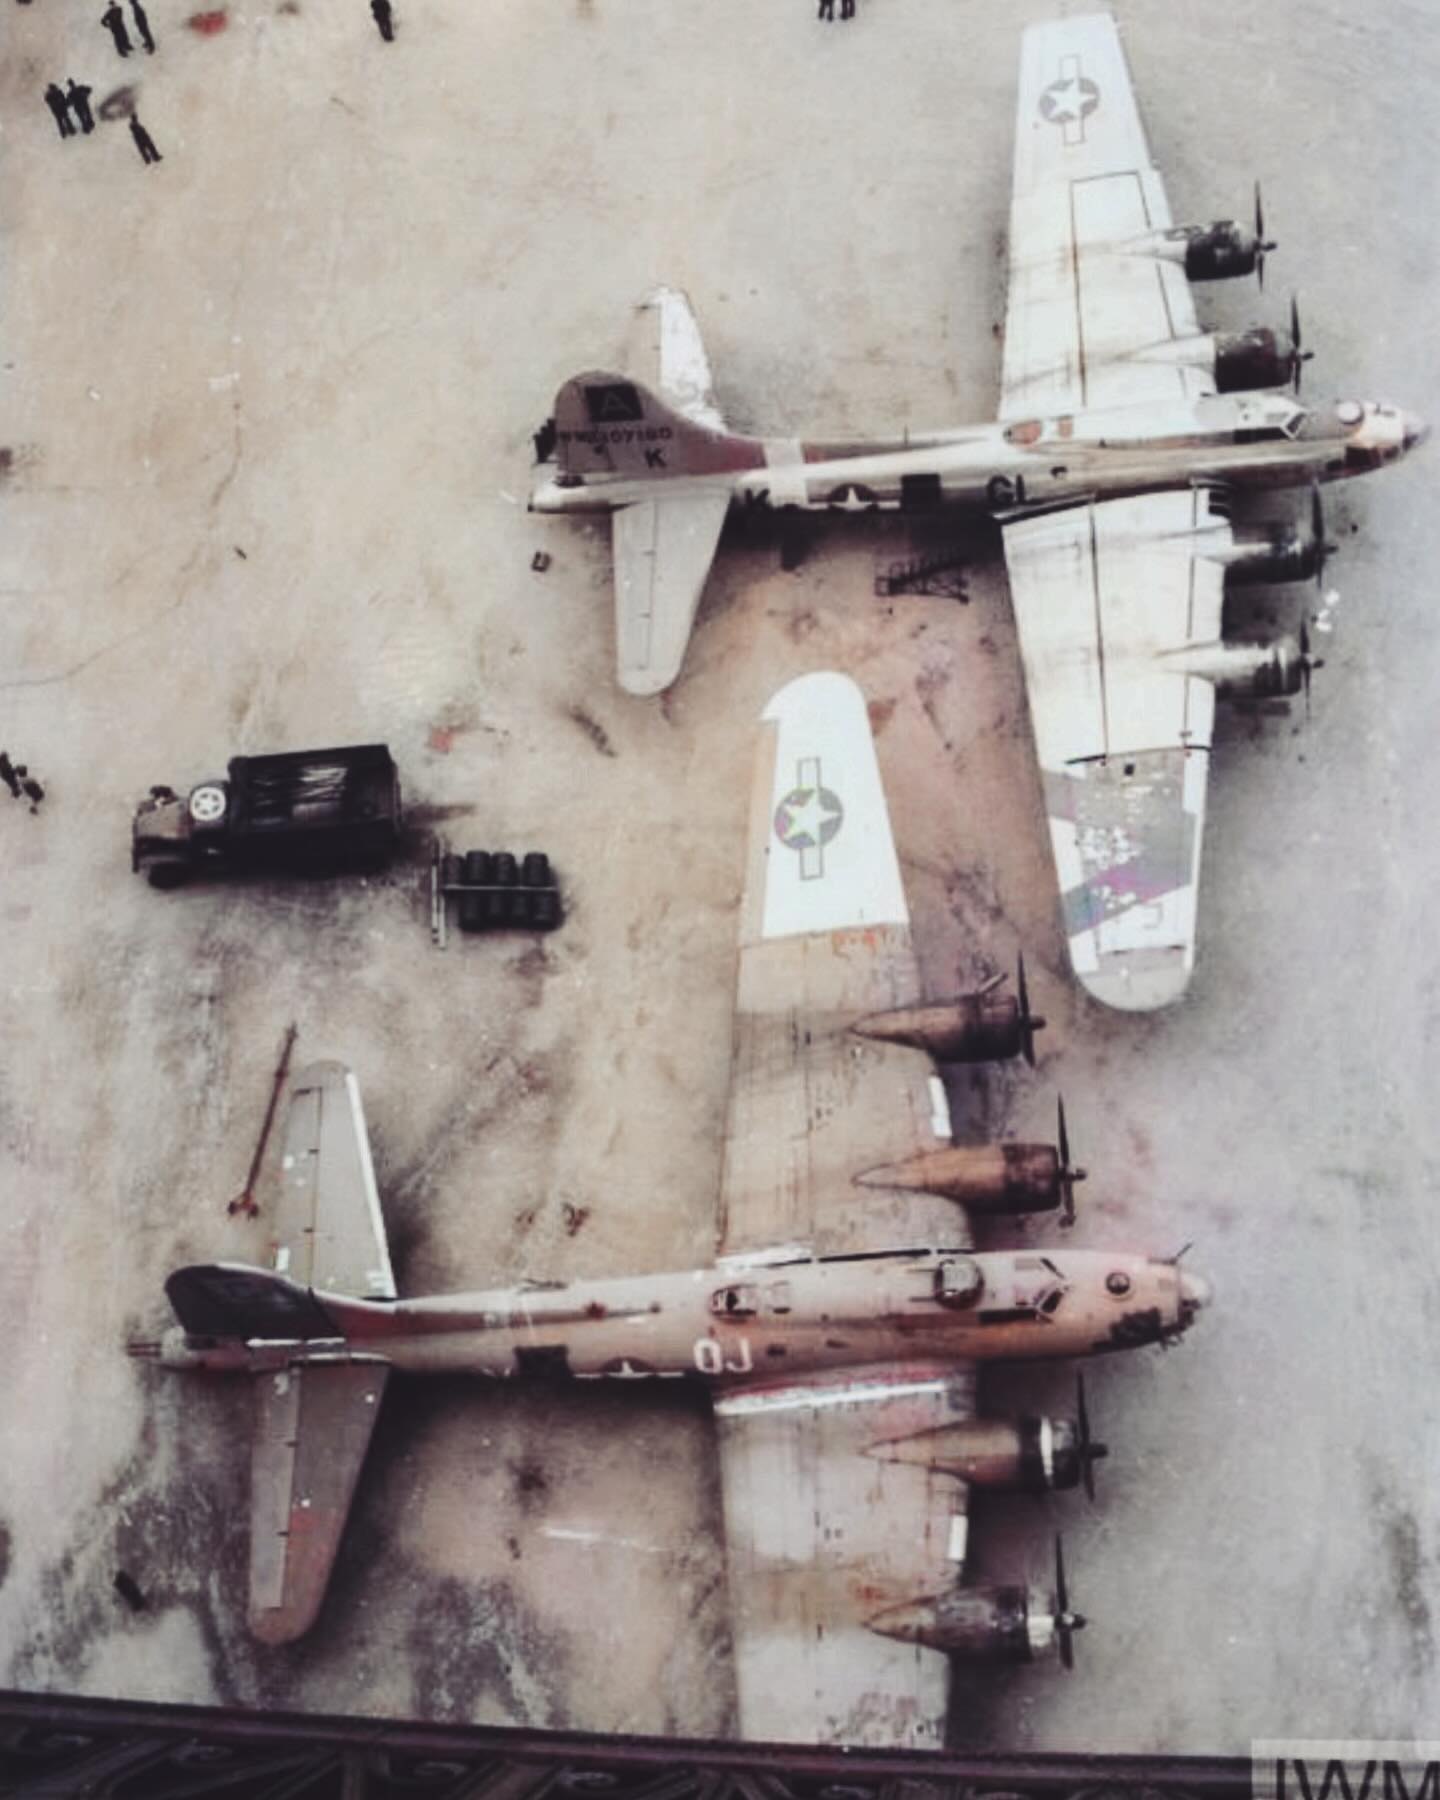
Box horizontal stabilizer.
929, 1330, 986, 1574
271, 1062, 396, 1301
166, 1263, 339, 1341
249, 1359, 391, 1643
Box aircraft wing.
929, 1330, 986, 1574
244, 1061, 399, 1640
268, 1061, 397, 1301
612, 493, 730, 697
718, 671, 969, 1263
714, 673, 973, 1746
248, 1360, 390, 1643
1002, 489, 1225, 1009
1002, 12, 1209, 417
716, 1365, 974, 1747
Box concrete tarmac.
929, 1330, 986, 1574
0, 0, 1436, 1753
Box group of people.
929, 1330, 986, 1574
817, 0, 858, 17
40, 1, 160, 163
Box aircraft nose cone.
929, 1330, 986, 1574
1403, 412, 1430, 453
1179, 1270, 1212, 1313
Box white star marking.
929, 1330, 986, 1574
1041, 77, 1095, 123
781, 788, 841, 848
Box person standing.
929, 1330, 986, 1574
66, 78, 96, 133
130, 0, 156, 53
370, 0, 394, 41
840, 0, 855, 17
817, 0, 834, 17
129, 112, 161, 163
101, 1, 133, 54
43, 83, 75, 137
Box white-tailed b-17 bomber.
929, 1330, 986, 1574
131, 672, 1208, 1748
531, 12, 1427, 1012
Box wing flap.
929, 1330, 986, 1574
715, 1363, 975, 1747
1003, 490, 1224, 1008
270, 1062, 395, 1301
718, 675, 964, 1260
248, 1361, 390, 1643
612, 493, 729, 696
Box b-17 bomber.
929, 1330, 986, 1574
531, 11, 1427, 1011
131, 671, 1209, 1748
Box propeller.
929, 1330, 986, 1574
1288, 295, 1314, 393
1309, 484, 1338, 591
1053, 1534, 1087, 1670
1075, 1372, 1109, 1502
1055, 1096, 1088, 1227
1016, 952, 1046, 1068
1298, 612, 1325, 721
1253, 181, 1277, 290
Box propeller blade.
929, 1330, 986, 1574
1253, 180, 1275, 289
1055, 1095, 1087, 1227
1053, 1534, 1086, 1670
1288, 295, 1314, 394
1016, 951, 1045, 1068
1075, 1373, 1109, 1503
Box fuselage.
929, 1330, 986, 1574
164, 1246, 1209, 1383
530, 391, 1427, 519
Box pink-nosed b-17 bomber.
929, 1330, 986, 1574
132, 671, 1210, 1748
531, 11, 1427, 1013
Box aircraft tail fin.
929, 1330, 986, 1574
165, 1263, 341, 1341
553, 369, 765, 481
633, 286, 727, 431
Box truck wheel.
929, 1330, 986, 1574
493, 853, 518, 885
522, 852, 550, 887
440, 854, 463, 892
533, 890, 562, 931
145, 858, 190, 890
188, 783, 228, 826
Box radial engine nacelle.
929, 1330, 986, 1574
869, 1580, 1073, 1661
1128, 202, 1272, 284
1164, 636, 1307, 699
868, 1413, 1099, 1492
853, 956, 1044, 1065
857, 1142, 1060, 1214
870, 1538, 1086, 1664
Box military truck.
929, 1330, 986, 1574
132, 744, 402, 889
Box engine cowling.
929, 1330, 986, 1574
856, 1142, 1063, 1215
1212, 326, 1296, 393
868, 1582, 1053, 1659
1163, 636, 1305, 699
1173, 220, 1262, 281
853, 988, 1041, 1064
1214, 522, 1320, 586
868, 1414, 1091, 1492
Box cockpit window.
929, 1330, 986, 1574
1003, 420, 1043, 446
